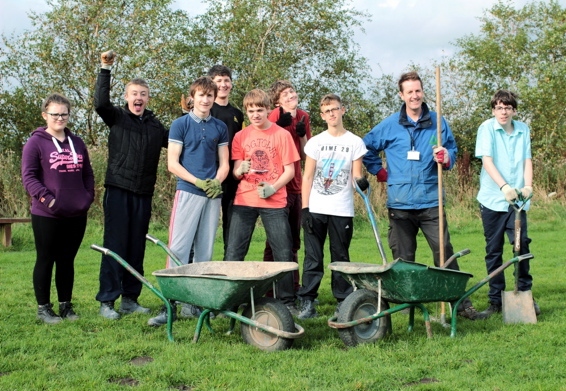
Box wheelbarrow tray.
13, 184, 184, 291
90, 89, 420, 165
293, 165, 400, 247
329, 259, 473, 303
152, 261, 298, 311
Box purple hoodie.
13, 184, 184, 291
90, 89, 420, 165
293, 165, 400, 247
21, 127, 95, 218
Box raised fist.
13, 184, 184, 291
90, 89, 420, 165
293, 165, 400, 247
101, 50, 116, 67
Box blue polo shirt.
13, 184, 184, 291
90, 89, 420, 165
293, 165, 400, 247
475, 117, 531, 212
169, 111, 228, 195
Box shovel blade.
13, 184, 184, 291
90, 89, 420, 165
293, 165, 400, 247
502, 290, 537, 324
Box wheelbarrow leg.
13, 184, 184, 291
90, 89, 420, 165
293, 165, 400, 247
192, 309, 214, 343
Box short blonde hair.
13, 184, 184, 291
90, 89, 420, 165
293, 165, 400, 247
319, 93, 342, 109
243, 89, 271, 110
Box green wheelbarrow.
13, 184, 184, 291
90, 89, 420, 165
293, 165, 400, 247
90, 235, 304, 351
327, 181, 534, 347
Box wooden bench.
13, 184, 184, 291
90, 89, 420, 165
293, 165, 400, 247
0, 218, 31, 247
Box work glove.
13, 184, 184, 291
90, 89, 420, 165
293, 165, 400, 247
355, 176, 369, 191
275, 107, 293, 128
257, 182, 276, 199
501, 184, 519, 203
235, 160, 251, 177
433, 147, 450, 166
301, 208, 314, 234
195, 179, 207, 191
376, 168, 388, 182
180, 94, 192, 114
204, 179, 223, 198
101, 50, 116, 69
295, 116, 306, 137
519, 185, 533, 200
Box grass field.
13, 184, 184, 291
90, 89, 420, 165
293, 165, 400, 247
1, 200, 565, 391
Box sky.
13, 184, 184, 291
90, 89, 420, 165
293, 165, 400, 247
1, 0, 564, 77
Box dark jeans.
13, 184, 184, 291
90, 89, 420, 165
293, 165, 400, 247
225, 205, 294, 304
387, 207, 471, 310
298, 213, 354, 302
221, 179, 238, 258
32, 214, 87, 305
96, 186, 152, 303
480, 204, 532, 305
263, 192, 301, 291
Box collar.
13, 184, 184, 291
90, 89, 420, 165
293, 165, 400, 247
399, 102, 433, 129
189, 110, 212, 123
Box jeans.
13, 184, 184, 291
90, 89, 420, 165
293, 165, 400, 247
225, 205, 294, 304
480, 204, 532, 305
298, 213, 354, 302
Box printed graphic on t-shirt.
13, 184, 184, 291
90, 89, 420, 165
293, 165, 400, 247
245, 138, 280, 185
49, 149, 83, 172
314, 158, 349, 195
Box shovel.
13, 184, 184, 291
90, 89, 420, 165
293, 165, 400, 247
502, 193, 537, 324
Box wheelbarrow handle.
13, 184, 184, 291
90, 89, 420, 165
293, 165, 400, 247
145, 234, 183, 267
145, 234, 160, 245
90, 244, 110, 255
517, 253, 534, 262
442, 248, 470, 269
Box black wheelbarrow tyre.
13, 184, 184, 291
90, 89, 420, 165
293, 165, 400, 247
240, 297, 295, 351
337, 289, 390, 347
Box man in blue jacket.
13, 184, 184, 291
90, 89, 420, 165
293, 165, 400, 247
363, 71, 485, 320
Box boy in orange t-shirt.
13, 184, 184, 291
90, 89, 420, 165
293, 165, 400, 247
225, 89, 300, 311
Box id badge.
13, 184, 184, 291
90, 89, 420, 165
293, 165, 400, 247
407, 150, 420, 161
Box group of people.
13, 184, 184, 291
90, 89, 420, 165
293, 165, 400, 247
22, 50, 538, 326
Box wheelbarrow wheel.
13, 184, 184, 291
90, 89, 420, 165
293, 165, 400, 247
241, 297, 295, 351
338, 289, 389, 347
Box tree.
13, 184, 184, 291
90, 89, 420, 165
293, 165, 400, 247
445, 0, 566, 188
0, 0, 193, 148
183, 0, 374, 135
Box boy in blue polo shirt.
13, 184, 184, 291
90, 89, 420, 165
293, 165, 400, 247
148, 76, 229, 326
475, 89, 539, 318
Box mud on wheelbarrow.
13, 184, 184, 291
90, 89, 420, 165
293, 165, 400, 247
91, 235, 304, 351
328, 254, 534, 347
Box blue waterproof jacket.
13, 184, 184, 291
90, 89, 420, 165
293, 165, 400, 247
363, 103, 457, 210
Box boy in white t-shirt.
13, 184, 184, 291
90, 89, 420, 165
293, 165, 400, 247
297, 94, 368, 319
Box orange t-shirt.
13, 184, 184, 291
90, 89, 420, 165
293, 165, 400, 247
232, 123, 300, 208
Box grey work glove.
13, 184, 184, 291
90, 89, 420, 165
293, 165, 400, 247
520, 185, 533, 200
101, 50, 116, 69
501, 184, 519, 203
257, 182, 276, 199
235, 160, 251, 177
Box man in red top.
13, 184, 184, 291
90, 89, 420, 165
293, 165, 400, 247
264, 81, 312, 297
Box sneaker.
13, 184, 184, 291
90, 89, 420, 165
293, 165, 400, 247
148, 304, 177, 327
37, 303, 62, 324
179, 303, 202, 319
59, 302, 79, 321
286, 304, 300, 317
298, 299, 317, 319
478, 303, 501, 319
533, 300, 541, 316
458, 305, 488, 320
100, 301, 120, 320
119, 297, 150, 314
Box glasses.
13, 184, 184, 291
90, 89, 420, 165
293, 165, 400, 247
321, 107, 341, 115
494, 106, 515, 112
46, 113, 70, 120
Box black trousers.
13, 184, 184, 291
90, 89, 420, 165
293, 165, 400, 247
298, 213, 353, 302
32, 214, 87, 305
96, 186, 152, 303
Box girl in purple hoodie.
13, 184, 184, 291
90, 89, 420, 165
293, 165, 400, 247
21, 93, 95, 324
